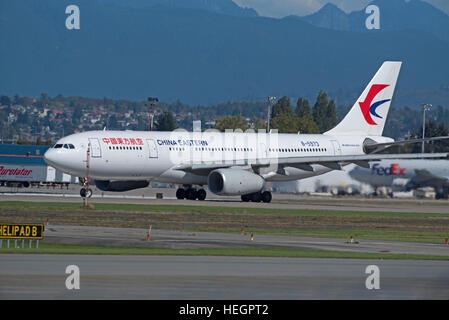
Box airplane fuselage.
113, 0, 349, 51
44, 130, 388, 184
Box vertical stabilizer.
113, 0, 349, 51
325, 61, 402, 136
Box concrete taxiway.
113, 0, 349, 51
1, 254, 448, 299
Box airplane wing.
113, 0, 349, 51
174, 153, 449, 175
364, 136, 449, 153
411, 169, 448, 186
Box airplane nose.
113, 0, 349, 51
43, 149, 57, 166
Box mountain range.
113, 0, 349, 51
299, 0, 449, 42
1, 0, 449, 106
96, 0, 259, 17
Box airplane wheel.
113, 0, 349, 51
176, 188, 186, 200
241, 194, 250, 202
80, 188, 92, 198
261, 191, 272, 203
251, 192, 262, 203
185, 188, 196, 200
197, 189, 206, 201
436, 193, 446, 200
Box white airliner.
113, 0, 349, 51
44, 61, 448, 202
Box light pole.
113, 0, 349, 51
147, 97, 159, 131
267, 96, 276, 133
421, 103, 432, 153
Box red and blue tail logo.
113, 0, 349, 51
359, 84, 390, 125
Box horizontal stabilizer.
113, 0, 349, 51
364, 136, 449, 154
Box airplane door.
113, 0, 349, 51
88, 138, 102, 158
331, 140, 341, 155
258, 143, 267, 159
147, 139, 158, 158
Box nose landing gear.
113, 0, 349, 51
80, 187, 92, 198
79, 177, 92, 198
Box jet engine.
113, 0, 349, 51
207, 169, 265, 195
94, 180, 149, 192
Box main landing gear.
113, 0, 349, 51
176, 186, 207, 201
241, 191, 272, 203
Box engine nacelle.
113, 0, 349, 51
207, 169, 265, 196
94, 180, 149, 192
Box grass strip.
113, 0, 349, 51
1, 200, 448, 219
0, 242, 448, 260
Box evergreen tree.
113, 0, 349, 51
325, 99, 338, 131
271, 96, 293, 119
297, 115, 320, 134
295, 98, 310, 118
155, 111, 178, 131
270, 113, 300, 133
312, 91, 338, 132
312, 90, 329, 132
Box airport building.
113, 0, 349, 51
0, 144, 77, 187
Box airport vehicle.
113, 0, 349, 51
349, 159, 449, 199
44, 61, 449, 202
0, 144, 76, 188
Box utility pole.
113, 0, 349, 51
421, 103, 432, 153
147, 97, 159, 131
267, 96, 276, 133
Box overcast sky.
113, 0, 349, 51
233, 0, 449, 17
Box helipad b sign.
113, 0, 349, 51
0, 224, 44, 239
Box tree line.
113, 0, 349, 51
214, 91, 337, 134
1, 93, 448, 145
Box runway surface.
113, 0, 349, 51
1, 254, 448, 299
44, 225, 449, 257
2, 188, 449, 300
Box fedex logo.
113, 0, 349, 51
359, 84, 391, 125
371, 163, 405, 176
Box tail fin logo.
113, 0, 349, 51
359, 84, 390, 125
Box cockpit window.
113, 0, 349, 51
54, 143, 74, 149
